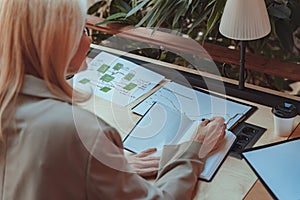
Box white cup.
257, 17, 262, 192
272, 102, 297, 137
273, 115, 296, 137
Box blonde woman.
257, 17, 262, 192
0, 0, 225, 199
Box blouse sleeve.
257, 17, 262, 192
86, 127, 204, 200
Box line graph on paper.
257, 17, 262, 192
132, 81, 253, 129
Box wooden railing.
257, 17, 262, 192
86, 15, 300, 82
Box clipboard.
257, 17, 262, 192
242, 137, 300, 200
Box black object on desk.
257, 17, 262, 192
230, 122, 266, 159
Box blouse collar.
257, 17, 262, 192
20, 75, 72, 103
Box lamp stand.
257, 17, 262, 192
239, 41, 247, 90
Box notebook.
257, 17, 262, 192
124, 102, 236, 181
242, 138, 300, 200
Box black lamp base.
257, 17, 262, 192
238, 41, 247, 90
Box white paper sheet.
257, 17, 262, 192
132, 81, 252, 129
73, 52, 165, 106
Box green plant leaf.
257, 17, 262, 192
268, 4, 291, 19
204, 0, 226, 40
205, 0, 216, 10
172, 1, 190, 28
190, 0, 201, 13
96, 19, 127, 26
151, 0, 174, 26
105, 12, 128, 20
113, 0, 132, 13
135, 1, 161, 27
135, 0, 158, 27
126, 0, 151, 18
275, 19, 294, 52
88, 1, 107, 15
188, 9, 211, 35
155, 1, 178, 28
289, 0, 300, 28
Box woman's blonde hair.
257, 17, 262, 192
0, 0, 87, 139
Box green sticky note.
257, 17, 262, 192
123, 83, 137, 91
79, 78, 90, 84
98, 64, 110, 73
100, 87, 111, 92
113, 63, 123, 71
100, 74, 115, 82
124, 73, 135, 81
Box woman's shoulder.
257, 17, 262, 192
43, 99, 124, 160
15, 94, 123, 155
17, 95, 115, 138
44, 98, 113, 133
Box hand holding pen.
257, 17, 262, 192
192, 117, 226, 158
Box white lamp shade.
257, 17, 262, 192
219, 0, 271, 40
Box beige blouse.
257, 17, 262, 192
0, 75, 204, 200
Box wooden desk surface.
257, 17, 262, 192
78, 45, 300, 200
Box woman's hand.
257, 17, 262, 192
192, 117, 226, 158
127, 148, 160, 177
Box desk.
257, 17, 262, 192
244, 123, 300, 200
79, 45, 300, 200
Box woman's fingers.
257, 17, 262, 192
194, 117, 226, 157
200, 119, 210, 126
134, 167, 158, 177
127, 149, 160, 177
210, 116, 225, 124
133, 157, 160, 168
135, 148, 157, 158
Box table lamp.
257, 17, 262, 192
219, 0, 271, 90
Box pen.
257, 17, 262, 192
202, 118, 227, 127
201, 118, 211, 123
